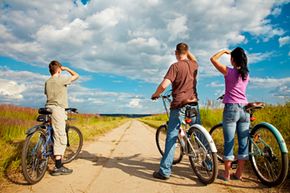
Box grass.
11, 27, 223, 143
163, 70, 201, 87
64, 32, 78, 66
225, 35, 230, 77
0, 104, 128, 185
140, 102, 290, 186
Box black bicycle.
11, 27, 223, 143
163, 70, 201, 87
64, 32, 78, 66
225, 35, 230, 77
209, 96, 288, 187
21, 107, 83, 184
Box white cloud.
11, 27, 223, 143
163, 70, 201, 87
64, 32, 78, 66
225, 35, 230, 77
247, 52, 273, 64
0, 79, 26, 99
278, 36, 290, 47
207, 81, 224, 88
250, 77, 290, 88
128, 98, 142, 108
0, 0, 287, 83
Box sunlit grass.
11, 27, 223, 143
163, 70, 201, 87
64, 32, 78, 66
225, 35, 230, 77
0, 104, 128, 184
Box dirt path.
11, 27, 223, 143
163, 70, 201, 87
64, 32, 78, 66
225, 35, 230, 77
2, 120, 289, 193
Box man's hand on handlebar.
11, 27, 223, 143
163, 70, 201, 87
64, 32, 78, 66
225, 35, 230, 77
151, 93, 160, 100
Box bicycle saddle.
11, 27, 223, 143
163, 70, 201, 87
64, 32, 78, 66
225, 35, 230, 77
181, 98, 198, 107
38, 108, 52, 115
245, 102, 265, 111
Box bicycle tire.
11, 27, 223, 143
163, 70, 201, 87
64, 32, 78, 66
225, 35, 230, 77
62, 126, 83, 164
209, 123, 238, 166
249, 124, 289, 187
188, 125, 218, 184
155, 124, 183, 165
21, 128, 48, 184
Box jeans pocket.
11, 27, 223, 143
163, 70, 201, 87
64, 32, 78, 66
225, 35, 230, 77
223, 104, 239, 123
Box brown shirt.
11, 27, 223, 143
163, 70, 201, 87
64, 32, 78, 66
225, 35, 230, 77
164, 59, 198, 109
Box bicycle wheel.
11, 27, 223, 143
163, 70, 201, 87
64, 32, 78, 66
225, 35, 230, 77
209, 123, 224, 163
21, 128, 48, 184
249, 124, 288, 187
155, 124, 183, 165
188, 125, 218, 184
209, 123, 238, 166
62, 126, 83, 164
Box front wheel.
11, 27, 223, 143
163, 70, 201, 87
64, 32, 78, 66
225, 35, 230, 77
62, 126, 83, 164
21, 128, 49, 184
249, 124, 288, 187
155, 124, 183, 165
188, 125, 218, 184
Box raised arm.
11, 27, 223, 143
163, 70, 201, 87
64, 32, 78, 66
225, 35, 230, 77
151, 79, 171, 100
61, 66, 79, 82
210, 50, 231, 75
187, 50, 197, 62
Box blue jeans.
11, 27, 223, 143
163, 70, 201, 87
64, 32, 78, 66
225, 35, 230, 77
159, 104, 200, 177
223, 104, 250, 161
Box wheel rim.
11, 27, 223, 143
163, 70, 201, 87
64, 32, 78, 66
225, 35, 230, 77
189, 129, 214, 180
210, 125, 224, 162
251, 127, 283, 183
24, 130, 48, 182
157, 125, 182, 162
63, 127, 82, 162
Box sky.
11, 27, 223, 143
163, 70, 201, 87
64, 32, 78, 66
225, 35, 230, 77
0, 0, 289, 114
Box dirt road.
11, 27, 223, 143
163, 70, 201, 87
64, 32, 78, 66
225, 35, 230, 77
2, 120, 289, 193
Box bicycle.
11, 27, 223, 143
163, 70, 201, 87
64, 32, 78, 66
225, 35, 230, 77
155, 90, 218, 184
209, 96, 288, 187
21, 107, 83, 184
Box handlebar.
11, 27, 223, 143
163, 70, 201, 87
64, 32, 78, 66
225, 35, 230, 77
65, 108, 78, 114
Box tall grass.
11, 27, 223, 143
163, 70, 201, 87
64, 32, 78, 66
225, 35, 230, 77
0, 104, 127, 185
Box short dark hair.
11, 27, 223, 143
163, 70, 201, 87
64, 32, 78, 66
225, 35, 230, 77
49, 60, 62, 75
176, 42, 188, 55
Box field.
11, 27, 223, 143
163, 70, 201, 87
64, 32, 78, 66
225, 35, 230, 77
0, 104, 127, 185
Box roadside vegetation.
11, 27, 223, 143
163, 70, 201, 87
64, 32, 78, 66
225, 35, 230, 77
0, 104, 127, 186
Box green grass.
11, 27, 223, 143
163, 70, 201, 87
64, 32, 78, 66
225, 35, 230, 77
0, 104, 128, 185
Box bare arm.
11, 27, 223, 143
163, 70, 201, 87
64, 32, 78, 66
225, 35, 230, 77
151, 79, 171, 100
187, 51, 197, 62
210, 50, 231, 75
61, 66, 79, 82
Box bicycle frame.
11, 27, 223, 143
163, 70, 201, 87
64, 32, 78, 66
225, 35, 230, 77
160, 92, 217, 155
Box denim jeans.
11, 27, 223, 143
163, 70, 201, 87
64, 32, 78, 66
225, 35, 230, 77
223, 103, 250, 161
159, 104, 200, 177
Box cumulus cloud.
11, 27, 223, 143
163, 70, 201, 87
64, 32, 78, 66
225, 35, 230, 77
278, 36, 290, 47
0, 79, 26, 99
0, 0, 288, 83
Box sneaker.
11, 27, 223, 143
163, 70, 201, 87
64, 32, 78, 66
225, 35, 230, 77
153, 171, 169, 180
51, 166, 73, 176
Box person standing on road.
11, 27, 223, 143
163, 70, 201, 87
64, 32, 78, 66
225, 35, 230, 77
45, 60, 79, 176
151, 42, 200, 180
210, 47, 250, 181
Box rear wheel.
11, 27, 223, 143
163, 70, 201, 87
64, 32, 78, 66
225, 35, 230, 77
155, 124, 183, 165
249, 125, 288, 187
21, 128, 48, 184
188, 126, 218, 184
62, 126, 83, 164
209, 123, 238, 167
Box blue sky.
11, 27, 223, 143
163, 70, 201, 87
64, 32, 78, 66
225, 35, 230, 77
0, 0, 289, 114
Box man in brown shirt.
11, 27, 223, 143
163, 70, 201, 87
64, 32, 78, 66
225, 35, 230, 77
151, 42, 200, 180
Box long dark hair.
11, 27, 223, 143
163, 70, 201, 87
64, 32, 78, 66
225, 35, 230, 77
231, 47, 249, 81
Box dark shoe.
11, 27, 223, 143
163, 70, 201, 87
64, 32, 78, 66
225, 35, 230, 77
217, 174, 229, 182
51, 166, 73, 176
231, 174, 243, 181
153, 171, 169, 180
